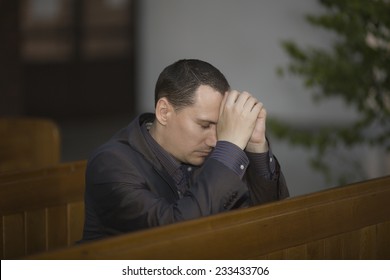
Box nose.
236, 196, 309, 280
205, 127, 217, 148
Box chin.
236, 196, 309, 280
190, 157, 206, 166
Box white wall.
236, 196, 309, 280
136, 0, 389, 196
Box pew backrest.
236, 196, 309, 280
29, 175, 390, 260
0, 117, 61, 172
0, 160, 86, 259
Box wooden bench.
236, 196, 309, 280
28, 175, 390, 260
0, 117, 61, 172
0, 160, 86, 259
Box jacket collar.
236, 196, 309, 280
126, 113, 158, 165
126, 113, 180, 195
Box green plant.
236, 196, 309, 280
272, 0, 390, 184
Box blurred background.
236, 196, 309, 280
1, 0, 389, 197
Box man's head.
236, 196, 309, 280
150, 59, 230, 166
154, 59, 230, 111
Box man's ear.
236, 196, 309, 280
155, 97, 173, 125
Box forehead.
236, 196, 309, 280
188, 85, 224, 120
193, 85, 224, 106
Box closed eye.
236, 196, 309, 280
196, 119, 217, 129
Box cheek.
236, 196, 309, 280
168, 121, 193, 144
181, 125, 205, 146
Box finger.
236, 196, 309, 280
234, 91, 251, 109
247, 101, 262, 119
225, 90, 240, 107
258, 106, 266, 118
253, 101, 263, 113
243, 96, 261, 112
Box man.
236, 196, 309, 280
81, 59, 289, 242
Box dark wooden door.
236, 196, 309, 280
20, 0, 137, 119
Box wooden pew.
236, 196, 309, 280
28, 175, 390, 260
0, 117, 61, 172
0, 160, 86, 259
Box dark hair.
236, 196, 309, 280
154, 59, 230, 110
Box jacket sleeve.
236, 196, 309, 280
206, 140, 289, 206
244, 155, 289, 205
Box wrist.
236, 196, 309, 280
245, 141, 268, 153
217, 136, 248, 150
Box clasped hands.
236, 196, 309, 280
217, 90, 268, 153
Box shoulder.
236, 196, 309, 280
86, 141, 141, 184
86, 122, 145, 185
86, 113, 157, 185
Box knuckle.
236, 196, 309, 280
242, 91, 251, 97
